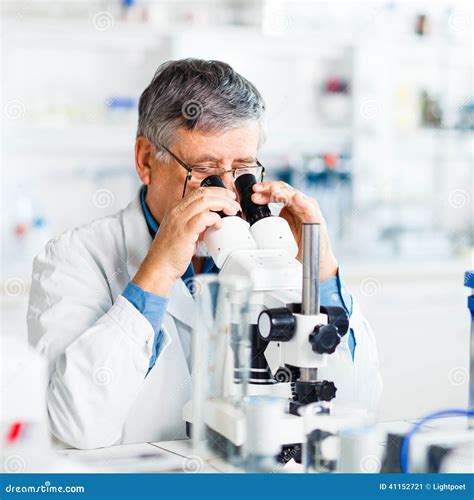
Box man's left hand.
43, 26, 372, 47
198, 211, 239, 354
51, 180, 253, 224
252, 181, 338, 281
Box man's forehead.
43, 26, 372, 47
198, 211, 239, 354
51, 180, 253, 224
174, 125, 260, 163
188, 153, 257, 164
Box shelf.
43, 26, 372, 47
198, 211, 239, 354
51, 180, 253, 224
3, 18, 166, 51
3, 123, 137, 156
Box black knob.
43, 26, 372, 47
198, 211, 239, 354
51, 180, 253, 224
309, 324, 341, 354
321, 306, 349, 338
293, 379, 337, 405
317, 380, 337, 401
258, 308, 295, 342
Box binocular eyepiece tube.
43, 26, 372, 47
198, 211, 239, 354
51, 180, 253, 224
201, 173, 272, 225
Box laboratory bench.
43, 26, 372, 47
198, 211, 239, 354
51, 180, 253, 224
56, 417, 471, 474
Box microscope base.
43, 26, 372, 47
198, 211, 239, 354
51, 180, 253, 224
183, 399, 305, 462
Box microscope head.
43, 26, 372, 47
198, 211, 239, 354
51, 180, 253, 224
200, 175, 256, 268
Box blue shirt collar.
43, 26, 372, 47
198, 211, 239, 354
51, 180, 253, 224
140, 185, 159, 237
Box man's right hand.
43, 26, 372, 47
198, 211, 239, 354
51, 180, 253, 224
132, 186, 240, 296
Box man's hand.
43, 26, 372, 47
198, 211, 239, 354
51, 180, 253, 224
133, 187, 240, 296
252, 181, 338, 281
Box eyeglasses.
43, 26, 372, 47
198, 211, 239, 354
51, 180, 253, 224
158, 144, 265, 197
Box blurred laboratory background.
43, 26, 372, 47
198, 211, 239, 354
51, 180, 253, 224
1, 1, 473, 422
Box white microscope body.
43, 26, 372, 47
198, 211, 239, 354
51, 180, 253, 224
183, 174, 349, 461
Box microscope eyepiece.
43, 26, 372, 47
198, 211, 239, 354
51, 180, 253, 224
201, 175, 228, 218
201, 174, 226, 189
234, 173, 271, 226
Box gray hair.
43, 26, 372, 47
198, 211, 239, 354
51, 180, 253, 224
137, 58, 266, 159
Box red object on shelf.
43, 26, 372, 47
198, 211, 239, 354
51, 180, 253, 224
6, 421, 24, 443
324, 78, 349, 94
323, 153, 339, 170
14, 224, 28, 236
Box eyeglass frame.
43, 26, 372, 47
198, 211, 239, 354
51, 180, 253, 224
157, 144, 265, 198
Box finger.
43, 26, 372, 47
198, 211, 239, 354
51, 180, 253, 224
202, 186, 237, 198
288, 192, 323, 222
181, 195, 241, 220
252, 181, 276, 192
185, 186, 236, 202
187, 211, 222, 236
251, 191, 272, 204
252, 183, 296, 206
180, 186, 237, 211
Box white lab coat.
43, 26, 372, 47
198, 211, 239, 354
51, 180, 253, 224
27, 189, 382, 450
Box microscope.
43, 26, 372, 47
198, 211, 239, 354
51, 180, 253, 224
183, 173, 349, 464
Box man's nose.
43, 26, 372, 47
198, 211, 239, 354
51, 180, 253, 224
221, 172, 235, 192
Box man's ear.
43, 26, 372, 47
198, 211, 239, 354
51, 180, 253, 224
135, 136, 155, 185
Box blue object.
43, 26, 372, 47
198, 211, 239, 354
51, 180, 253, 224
400, 408, 474, 473
32, 217, 46, 228
106, 97, 137, 109
465, 271, 474, 321
465, 270, 474, 289
276, 168, 293, 185
464, 271, 473, 405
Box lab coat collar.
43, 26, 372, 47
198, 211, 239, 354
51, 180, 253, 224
122, 188, 196, 329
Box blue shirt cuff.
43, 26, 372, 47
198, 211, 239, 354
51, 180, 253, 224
122, 281, 169, 373
320, 271, 353, 316
320, 270, 356, 361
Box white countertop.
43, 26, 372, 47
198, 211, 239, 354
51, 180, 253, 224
56, 417, 472, 473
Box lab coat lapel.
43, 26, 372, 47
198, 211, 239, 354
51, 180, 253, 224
122, 188, 197, 330
166, 278, 196, 330
122, 189, 151, 279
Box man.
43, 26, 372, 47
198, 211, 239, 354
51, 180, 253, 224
27, 59, 382, 450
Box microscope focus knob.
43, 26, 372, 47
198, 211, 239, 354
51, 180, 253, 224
318, 381, 337, 401
309, 324, 341, 354
258, 308, 295, 342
